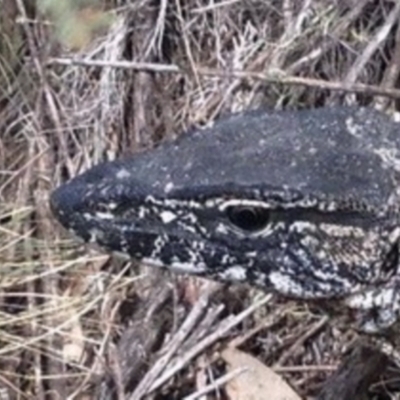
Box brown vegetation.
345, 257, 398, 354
1, 0, 400, 398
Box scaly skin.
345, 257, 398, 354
50, 106, 400, 333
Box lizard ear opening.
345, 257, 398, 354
226, 206, 270, 232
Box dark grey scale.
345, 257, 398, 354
50, 106, 400, 333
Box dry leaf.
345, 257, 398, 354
222, 348, 301, 400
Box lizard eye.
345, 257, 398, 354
226, 206, 270, 232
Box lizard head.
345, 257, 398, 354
50, 107, 400, 304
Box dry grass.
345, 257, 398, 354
1, 0, 400, 398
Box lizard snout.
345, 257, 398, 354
50, 179, 93, 232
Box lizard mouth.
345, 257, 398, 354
50, 178, 231, 277
50, 157, 151, 234
50, 179, 90, 235
50, 176, 143, 254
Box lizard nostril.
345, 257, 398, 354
226, 206, 270, 232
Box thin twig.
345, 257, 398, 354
274, 365, 337, 373
147, 295, 273, 395
46, 57, 400, 99
344, 1, 400, 85
274, 316, 329, 366
376, 14, 400, 109
129, 283, 219, 400
183, 367, 248, 400
287, 0, 370, 74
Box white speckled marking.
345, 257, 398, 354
159, 210, 177, 224
164, 182, 174, 193
107, 202, 118, 210
95, 211, 114, 220
346, 117, 363, 138
218, 199, 271, 211
116, 168, 131, 179
170, 260, 208, 274
320, 223, 365, 238
216, 223, 229, 234
346, 287, 397, 310
289, 221, 317, 233
142, 257, 165, 268
218, 266, 247, 282
374, 147, 400, 171
269, 271, 306, 297
143, 256, 207, 274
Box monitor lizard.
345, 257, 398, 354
50, 106, 400, 335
